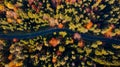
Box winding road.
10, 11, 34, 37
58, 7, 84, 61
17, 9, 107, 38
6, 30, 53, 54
0, 28, 120, 44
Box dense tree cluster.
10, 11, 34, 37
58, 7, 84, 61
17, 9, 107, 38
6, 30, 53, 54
0, 0, 120, 67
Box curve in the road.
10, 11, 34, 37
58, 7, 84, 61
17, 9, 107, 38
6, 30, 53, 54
0, 28, 120, 44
